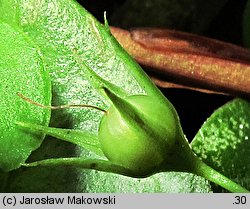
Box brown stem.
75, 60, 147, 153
111, 27, 250, 98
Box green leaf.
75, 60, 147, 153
191, 99, 250, 191
0, 22, 51, 171
78, 171, 211, 193
243, 0, 250, 47
0, 0, 211, 192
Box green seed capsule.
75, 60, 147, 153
17, 85, 250, 192
18, 86, 190, 177
98, 88, 182, 176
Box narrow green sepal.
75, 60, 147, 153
22, 158, 146, 178
73, 52, 128, 99
102, 86, 181, 143
102, 87, 153, 135
16, 121, 105, 158
103, 11, 110, 33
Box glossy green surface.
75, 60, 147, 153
192, 99, 250, 191
0, 22, 51, 171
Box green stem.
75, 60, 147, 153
171, 133, 249, 193
193, 158, 249, 193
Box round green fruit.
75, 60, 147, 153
98, 95, 181, 176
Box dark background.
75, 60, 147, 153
76, 0, 247, 140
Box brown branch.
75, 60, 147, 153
110, 27, 250, 98
151, 77, 228, 95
